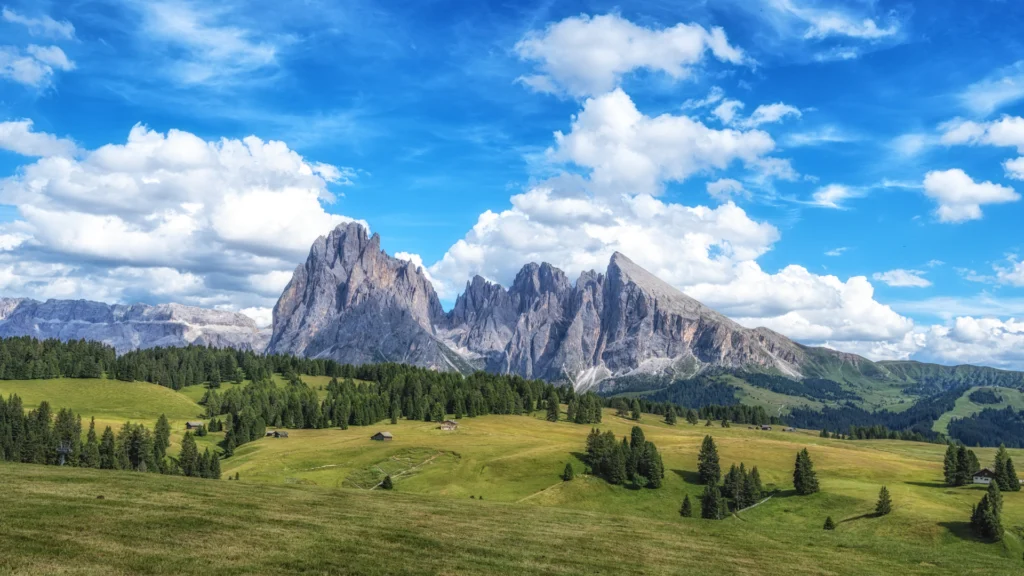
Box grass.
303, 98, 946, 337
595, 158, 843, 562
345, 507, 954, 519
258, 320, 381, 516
933, 386, 1024, 434
5, 380, 1024, 574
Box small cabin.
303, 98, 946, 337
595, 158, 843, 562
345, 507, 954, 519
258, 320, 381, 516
974, 468, 998, 485
185, 421, 205, 430
760, 425, 773, 431
371, 431, 393, 441
440, 420, 459, 431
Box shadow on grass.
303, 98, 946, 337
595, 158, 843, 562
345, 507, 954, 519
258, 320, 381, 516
904, 481, 948, 489
839, 513, 877, 524
569, 452, 588, 464
770, 489, 799, 499
671, 469, 703, 485
938, 521, 982, 542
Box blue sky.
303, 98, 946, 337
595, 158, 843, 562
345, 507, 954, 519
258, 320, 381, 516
2, 0, 1024, 368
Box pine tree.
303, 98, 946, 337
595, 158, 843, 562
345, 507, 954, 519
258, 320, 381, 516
686, 410, 698, 425
210, 452, 221, 479
943, 444, 958, 486
994, 445, 1020, 492
701, 483, 723, 520
665, 407, 677, 425
546, 392, 559, 422
82, 417, 100, 468
750, 466, 763, 498
99, 426, 116, 469
971, 482, 1003, 541
793, 448, 820, 495
697, 435, 721, 486
180, 432, 199, 477
630, 399, 642, 421
720, 418, 730, 428
680, 494, 693, 517
562, 463, 575, 481
875, 486, 892, 516
381, 475, 393, 490
1005, 457, 1021, 492
823, 516, 836, 530
154, 414, 170, 461
705, 419, 713, 427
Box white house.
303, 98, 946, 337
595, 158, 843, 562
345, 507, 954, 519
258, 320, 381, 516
973, 468, 998, 485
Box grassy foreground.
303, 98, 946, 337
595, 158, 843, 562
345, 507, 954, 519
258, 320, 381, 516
0, 462, 1018, 576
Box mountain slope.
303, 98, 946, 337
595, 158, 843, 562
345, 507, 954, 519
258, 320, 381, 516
0, 298, 268, 354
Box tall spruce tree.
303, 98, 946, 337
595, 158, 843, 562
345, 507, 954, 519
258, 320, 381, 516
98, 426, 116, 469
546, 392, 560, 422
82, 417, 100, 468
793, 448, 820, 495
179, 432, 199, 477
971, 481, 1003, 541
680, 494, 693, 517
1004, 457, 1020, 492
210, 452, 221, 479
665, 407, 677, 425
154, 414, 171, 462
875, 486, 892, 516
630, 399, 642, 421
697, 435, 721, 486
701, 483, 723, 520
943, 444, 958, 486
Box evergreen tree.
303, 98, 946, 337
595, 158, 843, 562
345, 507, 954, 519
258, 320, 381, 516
154, 414, 170, 462
875, 486, 892, 516
721, 418, 730, 428
382, 475, 393, 490
943, 444, 958, 486
546, 392, 560, 422
686, 409, 698, 425
210, 451, 221, 479
665, 407, 677, 425
971, 482, 1003, 541
823, 516, 836, 530
98, 426, 116, 469
701, 483, 723, 520
630, 399, 642, 421
82, 417, 100, 468
705, 419, 713, 427
562, 463, 575, 481
793, 448, 820, 495
697, 435, 721, 486
179, 432, 199, 477
994, 445, 1020, 492
750, 466, 763, 498
680, 494, 693, 517
1005, 457, 1021, 492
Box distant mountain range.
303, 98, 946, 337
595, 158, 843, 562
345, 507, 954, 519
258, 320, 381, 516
5, 222, 1024, 395
0, 298, 269, 354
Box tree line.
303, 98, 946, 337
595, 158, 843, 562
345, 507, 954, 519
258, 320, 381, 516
0, 337, 114, 380
583, 426, 665, 488
0, 394, 219, 479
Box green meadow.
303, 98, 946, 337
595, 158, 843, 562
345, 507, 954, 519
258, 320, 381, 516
933, 386, 1024, 434
2, 377, 1024, 574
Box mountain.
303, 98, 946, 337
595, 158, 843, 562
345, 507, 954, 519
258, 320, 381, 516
267, 223, 463, 370
268, 222, 861, 391
0, 298, 269, 354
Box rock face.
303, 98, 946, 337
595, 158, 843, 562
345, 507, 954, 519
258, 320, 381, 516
270, 222, 810, 390
0, 298, 269, 354
267, 222, 459, 369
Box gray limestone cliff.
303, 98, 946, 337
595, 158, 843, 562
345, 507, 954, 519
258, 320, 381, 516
0, 298, 269, 354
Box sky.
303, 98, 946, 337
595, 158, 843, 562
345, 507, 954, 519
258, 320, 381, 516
2, 0, 1024, 369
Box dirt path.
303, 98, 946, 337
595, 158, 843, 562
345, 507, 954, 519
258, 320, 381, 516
369, 452, 443, 490
515, 480, 566, 503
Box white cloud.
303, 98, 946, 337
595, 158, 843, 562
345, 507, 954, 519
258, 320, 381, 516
132, 1, 278, 85
395, 251, 436, 287
706, 178, 748, 201
741, 103, 802, 127
813, 46, 860, 62
940, 116, 1024, 152
785, 126, 856, 147
909, 317, 1024, 369
514, 14, 746, 97
0, 119, 77, 157
810, 184, 859, 209
682, 86, 725, 109
547, 89, 785, 196
1005, 157, 1024, 180
824, 247, 847, 257
712, 99, 745, 124
239, 306, 273, 328
922, 169, 1019, 223
890, 133, 933, 157
2, 8, 75, 39
0, 44, 74, 88
749, 0, 900, 41
872, 269, 931, 288
0, 123, 361, 312
960, 61, 1024, 116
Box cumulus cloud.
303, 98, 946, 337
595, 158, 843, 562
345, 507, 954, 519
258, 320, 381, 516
1005, 157, 1024, 180
547, 89, 787, 196
872, 269, 931, 288
940, 116, 1024, 151
911, 317, 1024, 368
0, 119, 77, 157
0, 44, 74, 88
922, 169, 1019, 223
515, 14, 746, 97
2, 8, 75, 39
0, 122, 360, 312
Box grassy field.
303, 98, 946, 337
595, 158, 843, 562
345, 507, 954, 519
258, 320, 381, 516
4, 378, 1024, 574
933, 386, 1024, 434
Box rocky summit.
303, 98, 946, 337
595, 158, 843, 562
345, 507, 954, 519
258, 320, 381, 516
0, 298, 269, 354
269, 222, 823, 391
